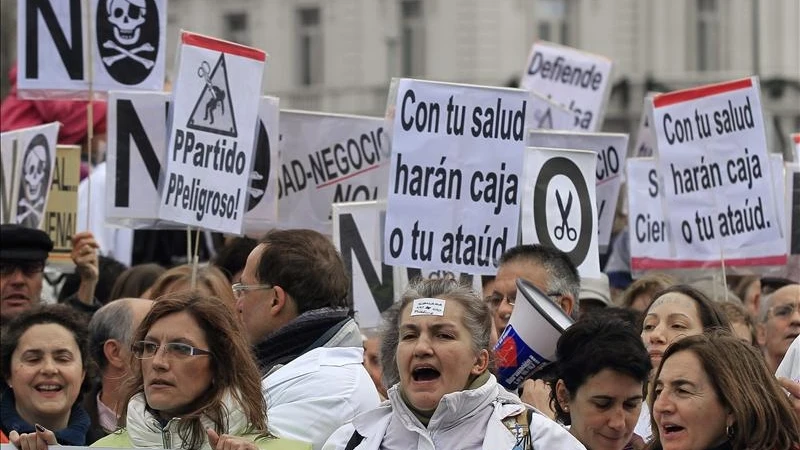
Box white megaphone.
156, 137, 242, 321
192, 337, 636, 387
493, 277, 574, 390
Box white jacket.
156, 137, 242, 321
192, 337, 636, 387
322, 374, 586, 450
776, 335, 800, 381
263, 342, 381, 450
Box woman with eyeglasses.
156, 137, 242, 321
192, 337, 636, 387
91, 291, 310, 450
1, 305, 93, 448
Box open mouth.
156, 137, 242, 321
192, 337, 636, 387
412, 366, 441, 382
35, 384, 63, 393
662, 423, 685, 435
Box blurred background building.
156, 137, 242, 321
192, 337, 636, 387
2, 0, 798, 157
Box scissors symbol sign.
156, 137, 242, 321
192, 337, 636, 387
554, 191, 577, 241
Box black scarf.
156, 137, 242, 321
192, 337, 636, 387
254, 308, 351, 375
0, 390, 91, 445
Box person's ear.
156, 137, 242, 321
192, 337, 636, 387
560, 294, 575, 317
103, 339, 126, 370
555, 379, 571, 411
271, 285, 288, 316
471, 349, 490, 375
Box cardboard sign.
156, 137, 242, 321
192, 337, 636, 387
384, 79, 531, 275
522, 147, 600, 278
43, 145, 80, 267
651, 77, 786, 266
17, 0, 167, 97
278, 111, 390, 233
158, 32, 265, 234
529, 90, 577, 131
106, 90, 279, 234
520, 41, 613, 131
528, 130, 628, 251
0, 123, 60, 228
332, 200, 394, 330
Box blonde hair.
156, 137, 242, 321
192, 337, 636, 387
147, 264, 236, 308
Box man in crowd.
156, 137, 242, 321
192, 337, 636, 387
85, 298, 153, 440
1, 224, 101, 324
487, 243, 580, 336
758, 283, 800, 373
236, 229, 379, 450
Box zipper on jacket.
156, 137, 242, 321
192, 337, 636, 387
152, 417, 181, 448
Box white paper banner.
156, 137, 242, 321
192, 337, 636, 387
528, 130, 628, 251
384, 79, 531, 275
0, 123, 60, 228
529, 90, 577, 131
17, 0, 167, 96
278, 111, 390, 234
520, 41, 613, 132
522, 147, 599, 278
652, 77, 786, 266
107, 90, 279, 234
631, 94, 658, 158
158, 32, 265, 234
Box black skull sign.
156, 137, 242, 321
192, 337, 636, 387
16, 134, 51, 229
96, 0, 160, 85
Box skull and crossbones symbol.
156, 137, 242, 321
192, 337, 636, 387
17, 142, 48, 225
102, 0, 154, 69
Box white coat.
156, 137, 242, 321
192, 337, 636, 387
262, 323, 381, 450
322, 374, 586, 450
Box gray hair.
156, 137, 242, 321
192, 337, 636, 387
379, 278, 492, 388
498, 244, 581, 309
88, 299, 136, 372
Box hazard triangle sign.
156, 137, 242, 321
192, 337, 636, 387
187, 53, 238, 137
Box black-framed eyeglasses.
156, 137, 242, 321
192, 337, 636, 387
231, 282, 274, 299
0, 260, 45, 277
131, 341, 212, 359
485, 291, 563, 309
771, 302, 800, 319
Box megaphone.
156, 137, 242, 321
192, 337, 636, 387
493, 277, 574, 390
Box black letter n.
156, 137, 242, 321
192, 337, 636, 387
114, 99, 161, 207
26, 0, 83, 80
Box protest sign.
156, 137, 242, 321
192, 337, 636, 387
651, 77, 786, 266
278, 111, 390, 233
528, 130, 628, 251
520, 41, 613, 131
793, 133, 800, 163
529, 90, 576, 131
43, 145, 80, 267
107, 90, 279, 234
522, 147, 600, 278
158, 32, 265, 234
17, 0, 167, 97
787, 164, 800, 257
631, 94, 658, 158
384, 79, 531, 275
332, 201, 394, 330
0, 123, 60, 229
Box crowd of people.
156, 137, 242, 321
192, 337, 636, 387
1, 219, 799, 450
1, 61, 799, 450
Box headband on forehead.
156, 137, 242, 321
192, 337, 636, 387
411, 298, 446, 316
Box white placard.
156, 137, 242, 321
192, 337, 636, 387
384, 79, 531, 275
522, 147, 600, 278
332, 200, 394, 330
107, 90, 279, 234
529, 90, 577, 131
528, 130, 628, 250
788, 164, 800, 258
631, 94, 658, 158
627, 158, 671, 271
17, 0, 167, 97
0, 123, 60, 228
158, 32, 265, 234
520, 41, 613, 131
278, 111, 390, 233
652, 77, 786, 266
243, 96, 280, 237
